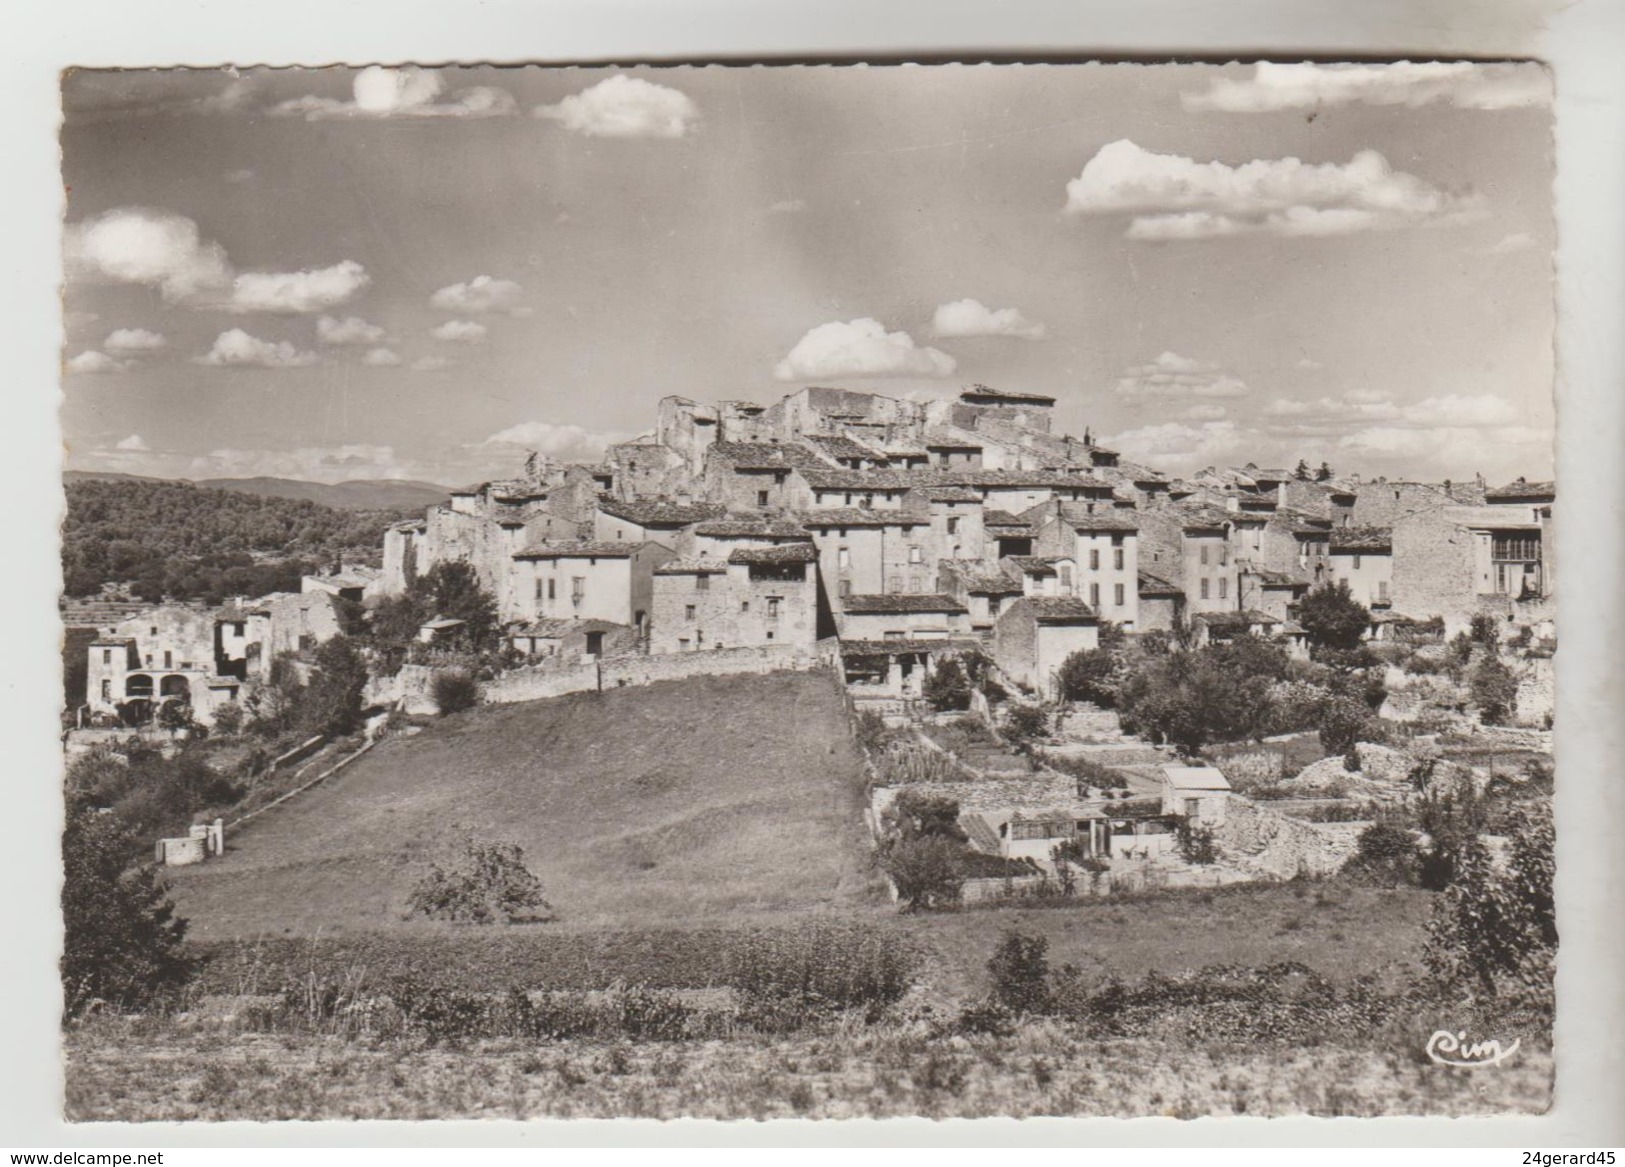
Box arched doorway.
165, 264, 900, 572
159, 675, 191, 701
125, 674, 154, 699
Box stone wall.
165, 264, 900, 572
1215, 798, 1364, 880
475, 640, 840, 706
1515, 654, 1555, 728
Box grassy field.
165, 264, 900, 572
166, 671, 881, 938
64, 1022, 1550, 1121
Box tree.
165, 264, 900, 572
1470, 654, 1518, 726
1003, 702, 1050, 751
921, 656, 972, 712
1057, 647, 1119, 707
303, 636, 370, 737
880, 834, 964, 912
407, 835, 552, 924
1296, 581, 1370, 653
987, 931, 1053, 1014
1469, 613, 1501, 647
1343, 822, 1420, 886
1424, 803, 1555, 997
1320, 695, 1382, 769
890, 789, 967, 841
1315, 461, 1334, 482
419, 561, 500, 651
210, 701, 244, 737
1416, 788, 1487, 891
1294, 459, 1312, 481
61, 810, 195, 1017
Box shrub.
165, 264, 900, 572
853, 710, 890, 757
1469, 613, 1501, 647
1176, 820, 1219, 865
61, 810, 195, 1017
209, 702, 245, 737
1341, 822, 1419, 886
888, 789, 966, 841
1002, 703, 1050, 751
1319, 696, 1383, 769
1416, 789, 1487, 891
407, 835, 553, 924
879, 834, 965, 912
1469, 654, 1518, 726
430, 669, 481, 717
727, 922, 917, 1014
986, 931, 1053, 1014
1057, 648, 1119, 707
921, 657, 972, 712
302, 636, 371, 737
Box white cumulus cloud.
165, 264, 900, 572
483, 421, 627, 461
1064, 139, 1484, 241
429, 276, 528, 315
430, 320, 488, 343
116, 434, 149, 451
317, 315, 388, 345
536, 75, 699, 139
1104, 420, 1246, 470
66, 350, 132, 375
197, 329, 320, 369
103, 328, 168, 353
228, 261, 371, 314
272, 67, 517, 120
773, 318, 957, 382
1115, 352, 1249, 399
1183, 62, 1550, 113
930, 299, 1047, 340
361, 347, 402, 367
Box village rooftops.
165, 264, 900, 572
1136, 571, 1184, 597
958, 384, 1057, 406
1052, 503, 1140, 532
1269, 508, 1335, 535
922, 428, 985, 450
838, 637, 983, 657
1329, 526, 1394, 553
513, 540, 645, 560
727, 543, 820, 566
596, 495, 727, 526
935, 468, 1113, 490
1002, 554, 1064, 578
707, 441, 824, 471
1485, 477, 1556, 503
940, 561, 1024, 595
653, 557, 731, 575
1008, 596, 1098, 621
1194, 609, 1281, 630
916, 485, 984, 503
1245, 568, 1310, 589
841, 593, 967, 614
798, 508, 916, 527
802, 433, 885, 463
691, 515, 812, 538
1172, 503, 1236, 532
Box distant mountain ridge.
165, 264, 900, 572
63, 470, 450, 512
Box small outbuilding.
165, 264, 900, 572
1159, 762, 1232, 826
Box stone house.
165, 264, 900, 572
1029, 502, 1141, 628
702, 442, 823, 511
1328, 526, 1394, 609
649, 543, 820, 653
838, 593, 970, 641
801, 509, 940, 600
508, 617, 635, 660
592, 495, 726, 551
937, 560, 1024, 631
1390, 502, 1552, 636
1135, 571, 1186, 633
1136, 503, 1241, 615
510, 540, 675, 636
992, 596, 1100, 698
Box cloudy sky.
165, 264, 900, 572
60, 62, 1554, 485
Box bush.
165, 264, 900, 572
303, 637, 371, 737
407, 835, 553, 924
1469, 654, 1518, 726
209, 702, 245, 737
921, 657, 972, 712
1416, 789, 1488, 891
61, 810, 195, 1017
986, 931, 1053, 1014
1319, 696, 1384, 770
879, 834, 965, 912
430, 669, 481, 717
1341, 822, 1419, 886
1057, 648, 1119, 707
1002, 703, 1050, 751
727, 923, 917, 1015
888, 789, 967, 841
1469, 613, 1501, 647
1176, 821, 1219, 865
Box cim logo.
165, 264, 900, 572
1425, 1029, 1522, 1067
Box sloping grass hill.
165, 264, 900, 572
167, 671, 879, 940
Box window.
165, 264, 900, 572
1199, 546, 1209, 566
946, 516, 960, 535
696, 574, 710, 592
1219, 545, 1229, 566
766, 631, 774, 640
685, 605, 696, 621
571, 577, 585, 604
757, 490, 770, 507
838, 579, 852, 598
1377, 580, 1390, 602
100, 679, 110, 700
884, 630, 905, 641
150, 626, 157, 636
1089, 582, 1101, 608
766, 597, 782, 619
1114, 548, 1125, 571
1352, 554, 1362, 570
1185, 798, 1202, 818
678, 638, 690, 652
1115, 583, 1125, 606
163, 650, 172, 669
101, 649, 110, 665
547, 578, 557, 601
1200, 578, 1210, 600
908, 545, 922, 564
837, 547, 851, 570
1058, 565, 1073, 592
1089, 548, 1100, 570
1219, 577, 1228, 600
741, 601, 750, 613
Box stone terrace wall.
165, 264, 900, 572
480, 640, 839, 706
1216, 798, 1365, 880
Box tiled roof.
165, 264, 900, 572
803, 434, 885, 462
917, 485, 984, 503
1054, 503, 1140, 532
728, 543, 819, 566
653, 557, 730, 575
1003, 555, 1062, 577
982, 509, 1034, 529
960, 812, 1003, 853
513, 540, 641, 559
1195, 609, 1280, 630
692, 515, 811, 538
1485, 478, 1556, 501
1172, 503, 1235, 531
842, 593, 967, 614
936, 469, 1113, 490
1270, 508, 1334, 535
1136, 571, 1183, 597
799, 467, 911, 491
839, 637, 984, 658
942, 561, 1023, 595
596, 495, 726, 525
1329, 526, 1393, 553
1160, 763, 1231, 791
922, 427, 985, 449
1247, 568, 1309, 588
798, 508, 917, 527
511, 618, 624, 637
707, 442, 824, 471
1007, 596, 1098, 621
